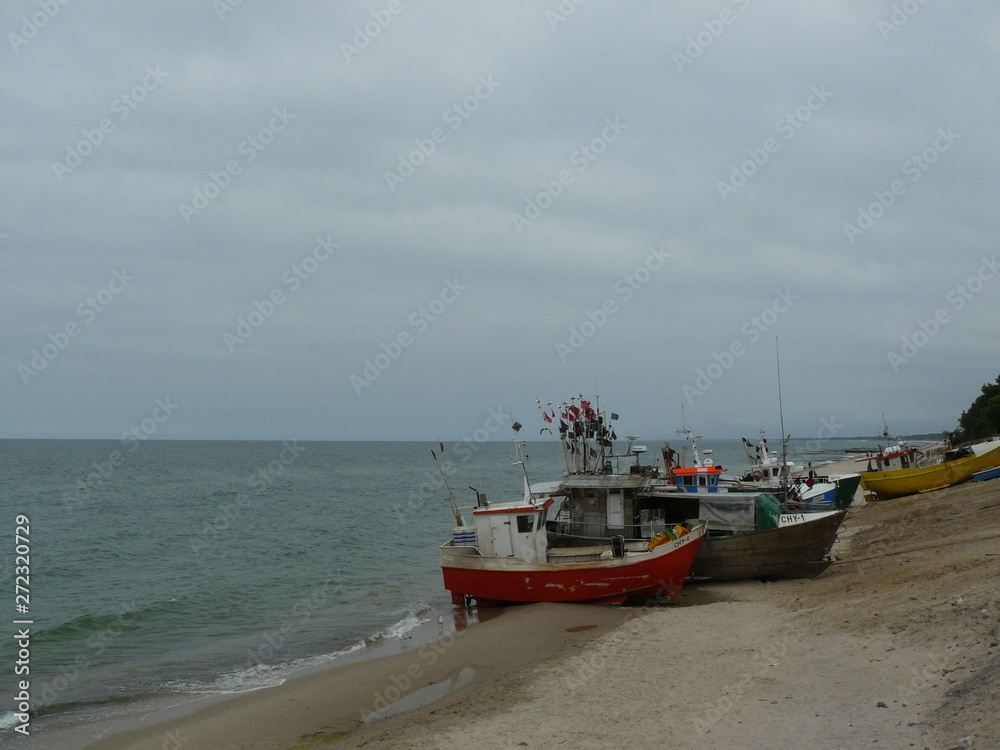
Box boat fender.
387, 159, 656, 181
647, 531, 673, 550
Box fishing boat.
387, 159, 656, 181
719, 431, 842, 507
691, 509, 846, 581
546, 471, 846, 582
973, 465, 1000, 482
856, 442, 924, 473
636, 481, 845, 580
438, 422, 706, 607
535, 398, 845, 582
794, 469, 862, 509
733, 431, 797, 487
860, 431, 1000, 501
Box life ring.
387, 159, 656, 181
752, 468, 763, 481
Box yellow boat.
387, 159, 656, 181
860, 436, 1000, 501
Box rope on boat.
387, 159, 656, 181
831, 532, 1000, 565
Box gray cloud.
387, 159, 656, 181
2, 0, 998, 441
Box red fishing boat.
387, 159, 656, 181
438, 420, 705, 607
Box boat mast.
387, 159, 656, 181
538, 399, 570, 476
576, 393, 593, 474
432, 443, 465, 527
510, 421, 532, 501
775, 337, 791, 491
677, 404, 703, 467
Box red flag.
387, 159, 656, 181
542, 411, 553, 423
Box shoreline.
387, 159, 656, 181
36, 474, 1000, 749
334, 477, 999, 749
16, 602, 472, 750
75, 601, 631, 750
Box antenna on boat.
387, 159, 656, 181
510, 420, 532, 501
538, 398, 571, 475
431, 442, 465, 527
775, 337, 792, 493
676, 404, 703, 467
575, 392, 592, 473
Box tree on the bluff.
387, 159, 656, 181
955, 373, 1000, 441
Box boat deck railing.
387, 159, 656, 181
953, 434, 1000, 449
548, 519, 668, 540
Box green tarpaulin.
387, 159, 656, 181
755, 493, 783, 530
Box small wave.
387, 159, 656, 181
166, 663, 287, 695
367, 603, 434, 644
32, 598, 180, 645
0, 711, 18, 729
167, 641, 368, 696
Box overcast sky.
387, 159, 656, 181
2, 1, 998, 442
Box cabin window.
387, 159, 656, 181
516, 515, 534, 533
699, 476, 706, 486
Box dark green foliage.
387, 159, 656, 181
954, 373, 1000, 442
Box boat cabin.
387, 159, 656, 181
547, 474, 657, 540
738, 463, 784, 485
857, 445, 921, 472
466, 497, 554, 564
671, 465, 724, 492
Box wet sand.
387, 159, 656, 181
87, 476, 1000, 750
80, 602, 629, 750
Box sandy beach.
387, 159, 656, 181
83, 475, 1000, 750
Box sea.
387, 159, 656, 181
0, 435, 884, 747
